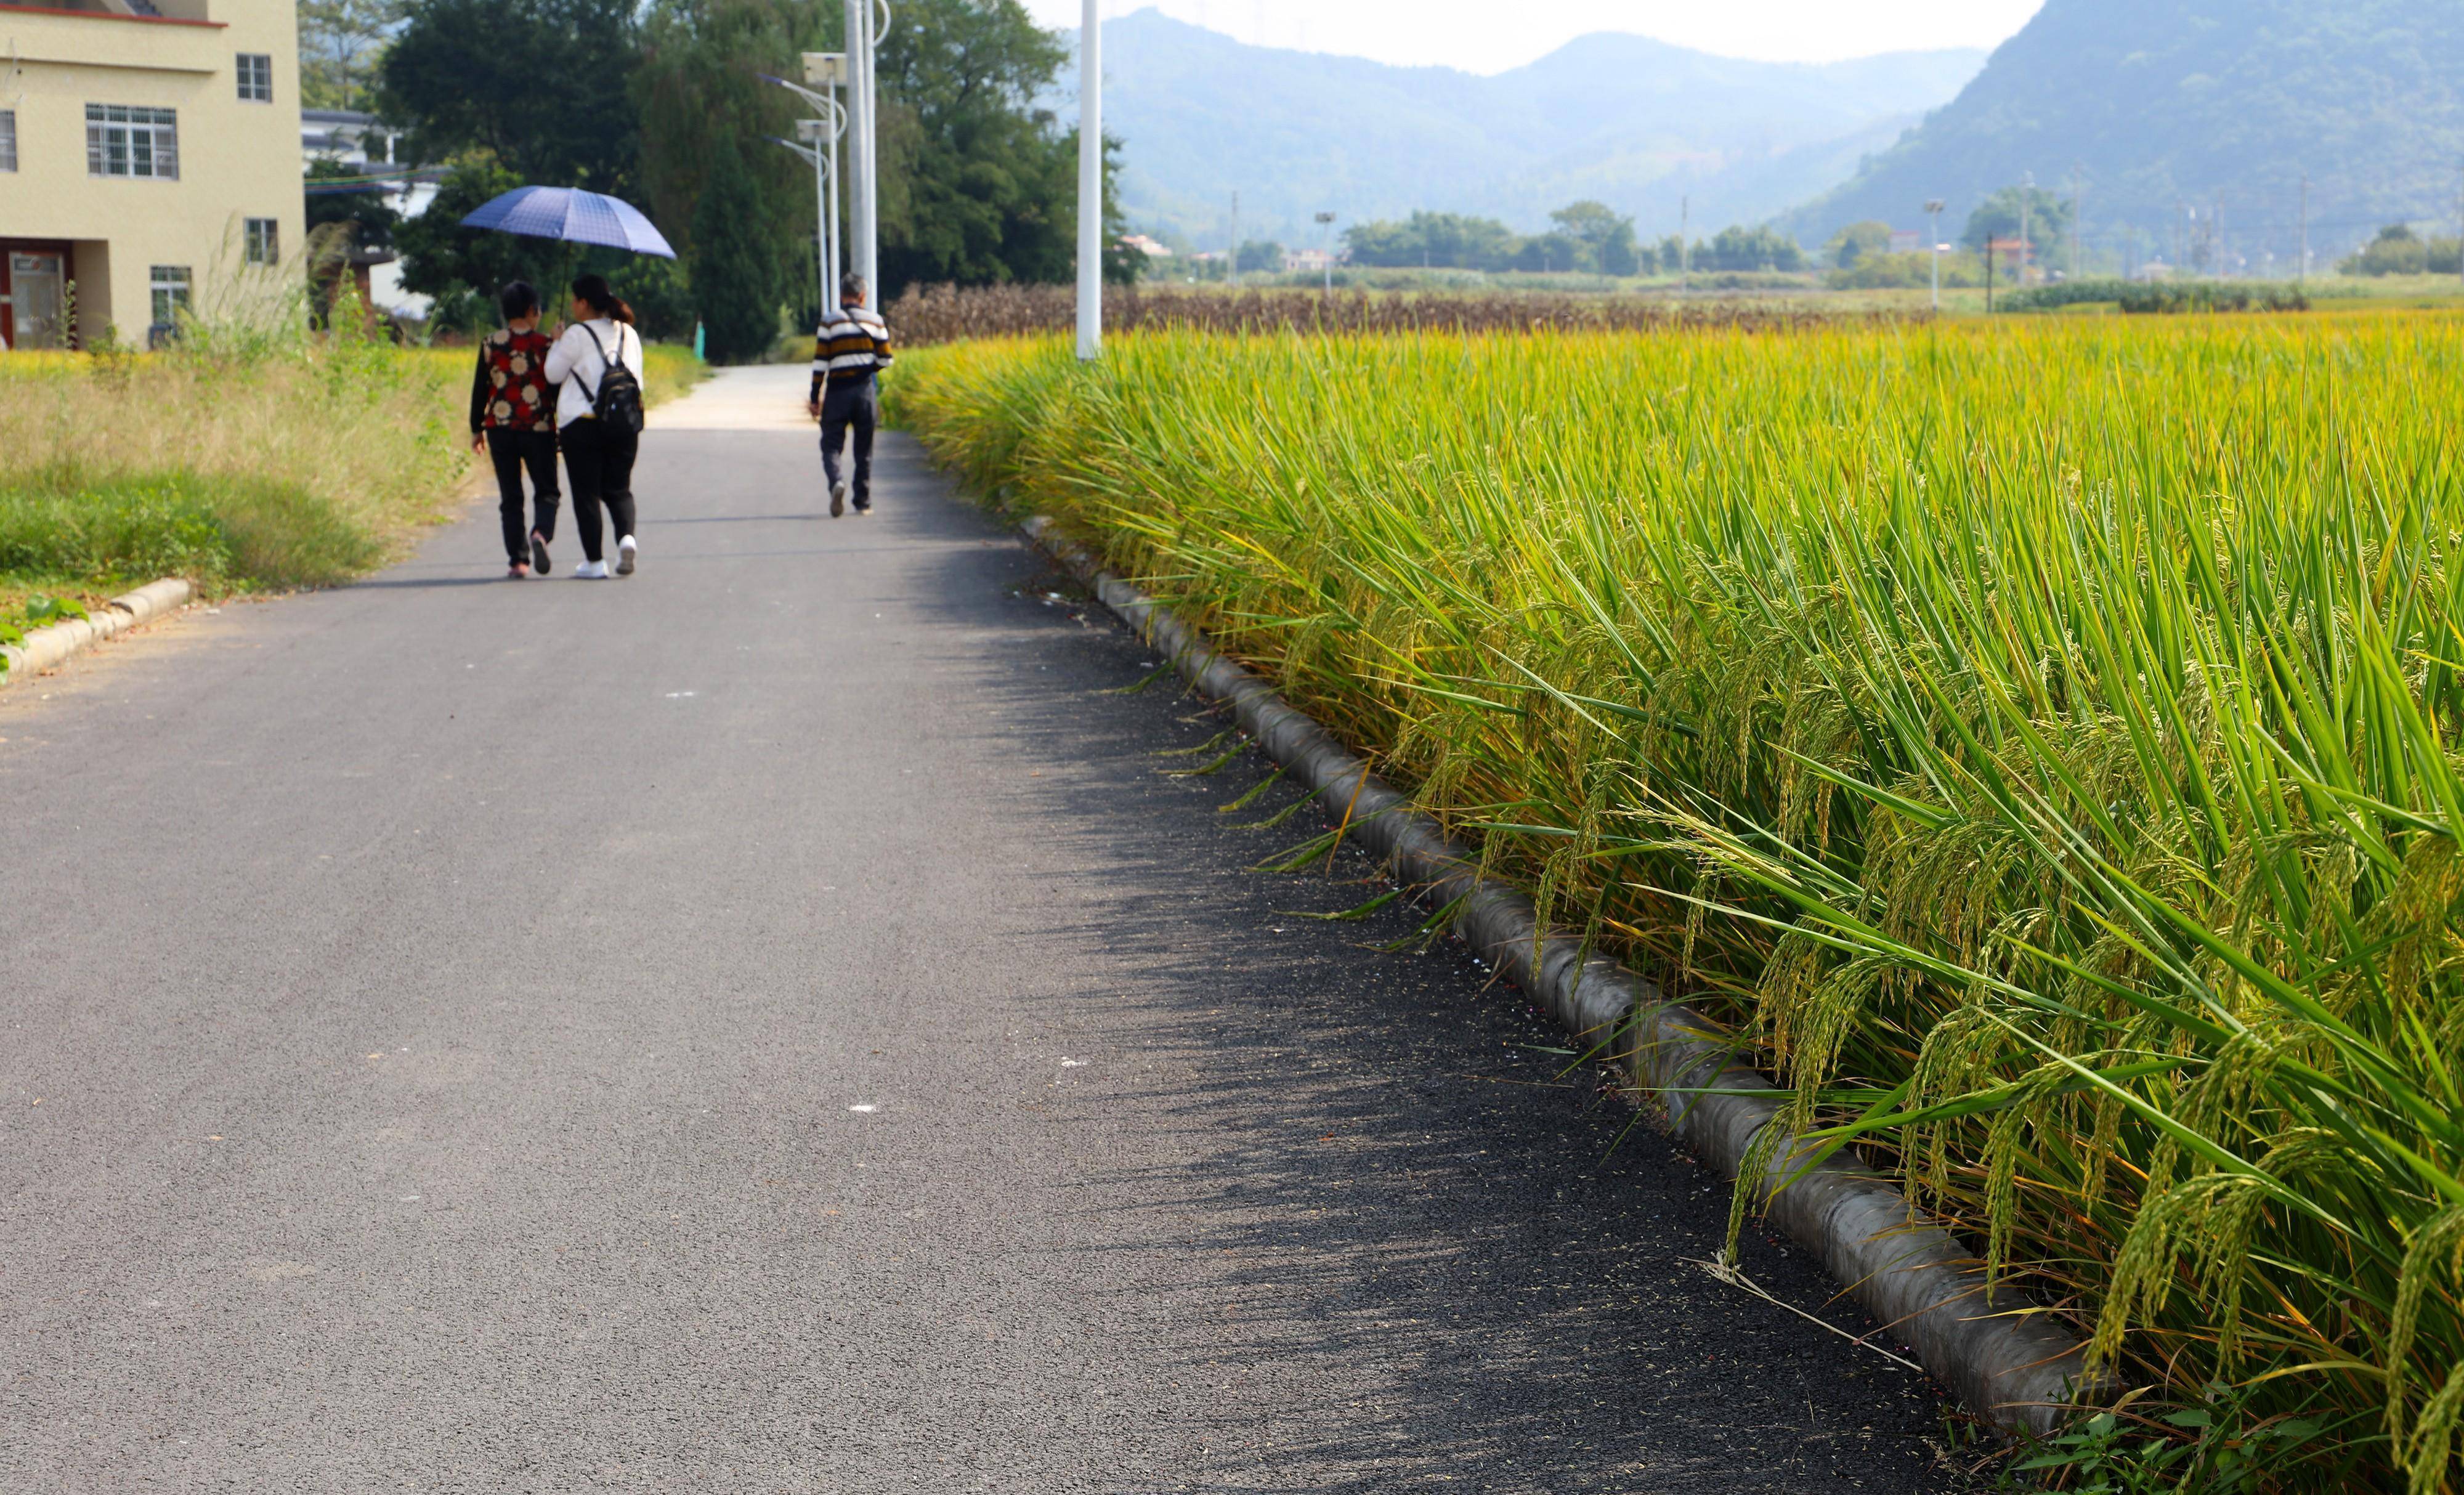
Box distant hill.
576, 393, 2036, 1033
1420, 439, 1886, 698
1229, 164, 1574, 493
1783, 0, 2464, 265
1071, 10, 1985, 247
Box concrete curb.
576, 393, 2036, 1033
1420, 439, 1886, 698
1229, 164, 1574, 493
0, 578, 195, 689
1020, 513, 2096, 1438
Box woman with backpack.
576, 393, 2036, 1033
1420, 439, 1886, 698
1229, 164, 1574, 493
544, 273, 647, 579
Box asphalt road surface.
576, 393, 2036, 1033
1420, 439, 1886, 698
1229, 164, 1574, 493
1, 367, 1972, 1493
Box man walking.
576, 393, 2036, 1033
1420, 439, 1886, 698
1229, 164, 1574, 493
807, 274, 894, 517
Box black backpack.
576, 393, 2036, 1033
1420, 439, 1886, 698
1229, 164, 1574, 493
580, 324, 644, 434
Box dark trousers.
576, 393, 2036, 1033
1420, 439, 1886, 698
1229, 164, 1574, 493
486, 427, 560, 565
819, 379, 878, 507
561, 418, 639, 563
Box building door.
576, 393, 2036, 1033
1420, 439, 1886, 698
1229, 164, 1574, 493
7, 253, 68, 348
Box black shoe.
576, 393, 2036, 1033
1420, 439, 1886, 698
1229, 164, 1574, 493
853, 501, 872, 514
530, 531, 551, 575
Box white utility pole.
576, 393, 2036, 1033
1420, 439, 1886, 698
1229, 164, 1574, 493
2019, 169, 2033, 288
1924, 198, 1945, 311
841, 0, 885, 293
1679, 195, 1688, 294
1228, 190, 1239, 288
2298, 174, 2309, 283
1315, 210, 1337, 294
2070, 166, 2083, 280
1076, 0, 1101, 359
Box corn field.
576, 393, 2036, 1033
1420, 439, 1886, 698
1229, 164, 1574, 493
890, 317, 2464, 1492
884, 281, 1864, 346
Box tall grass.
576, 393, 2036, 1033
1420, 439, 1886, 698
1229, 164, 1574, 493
0, 333, 464, 591
891, 317, 2464, 1492
0, 333, 706, 599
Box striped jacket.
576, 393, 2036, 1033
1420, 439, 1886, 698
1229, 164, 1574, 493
809, 306, 893, 400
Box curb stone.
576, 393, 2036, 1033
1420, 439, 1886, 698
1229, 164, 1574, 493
0, 578, 195, 689
1019, 513, 2097, 1439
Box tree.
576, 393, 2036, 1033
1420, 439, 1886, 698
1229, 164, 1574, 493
1960, 184, 2071, 255
1546, 200, 1631, 273
299, 0, 399, 111
1827, 250, 1982, 290
692, 135, 780, 362
1342, 211, 1519, 270
872, 0, 1093, 294
1825, 219, 1892, 270
1696, 224, 1805, 272
395, 161, 541, 299
2338, 222, 2462, 276
634, 0, 832, 285
305, 159, 401, 254
1235, 240, 1284, 274
1600, 222, 1643, 277
378, 0, 641, 191
1514, 230, 1583, 274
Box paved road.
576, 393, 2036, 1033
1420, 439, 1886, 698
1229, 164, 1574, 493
1, 367, 1967, 1493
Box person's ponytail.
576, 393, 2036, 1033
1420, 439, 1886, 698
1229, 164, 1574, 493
570, 273, 635, 326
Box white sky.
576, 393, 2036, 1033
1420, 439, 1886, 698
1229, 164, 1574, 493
1027, 0, 2046, 71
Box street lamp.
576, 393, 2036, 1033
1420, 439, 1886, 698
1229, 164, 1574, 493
763, 60, 848, 321
1314, 210, 1337, 295
1924, 198, 1946, 312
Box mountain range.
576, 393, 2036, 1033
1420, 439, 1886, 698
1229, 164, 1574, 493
1785, 0, 2464, 262
1073, 10, 1985, 248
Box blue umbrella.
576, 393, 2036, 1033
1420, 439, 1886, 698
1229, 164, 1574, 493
458, 185, 677, 259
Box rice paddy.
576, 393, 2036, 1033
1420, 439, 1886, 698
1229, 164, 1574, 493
891, 314, 2464, 1492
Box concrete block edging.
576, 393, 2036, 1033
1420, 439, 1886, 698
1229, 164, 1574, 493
0, 578, 195, 689
1020, 513, 2095, 1438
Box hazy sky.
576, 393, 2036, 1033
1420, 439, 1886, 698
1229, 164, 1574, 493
1025, 0, 2045, 70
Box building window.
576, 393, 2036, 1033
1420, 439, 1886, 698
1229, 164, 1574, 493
150, 265, 192, 326
0, 110, 15, 172
236, 53, 273, 103
243, 218, 279, 265
87, 104, 179, 180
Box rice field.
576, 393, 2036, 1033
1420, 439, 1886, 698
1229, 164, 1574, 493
890, 315, 2464, 1492
885, 280, 1869, 346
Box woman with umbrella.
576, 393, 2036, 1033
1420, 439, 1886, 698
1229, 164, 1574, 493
545, 274, 646, 578
458, 187, 671, 580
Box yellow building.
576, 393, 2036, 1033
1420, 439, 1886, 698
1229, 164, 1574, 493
0, 0, 301, 348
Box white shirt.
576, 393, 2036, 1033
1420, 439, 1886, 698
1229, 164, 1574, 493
544, 318, 645, 429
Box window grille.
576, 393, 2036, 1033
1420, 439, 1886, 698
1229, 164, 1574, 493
244, 218, 279, 265
0, 111, 15, 172
237, 54, 273, 103
150, 265, 192, 326
87, 104, 179, 180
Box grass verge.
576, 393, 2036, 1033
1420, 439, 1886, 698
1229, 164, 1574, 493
890, 316, 2464, 1493
0, 334, 709, 643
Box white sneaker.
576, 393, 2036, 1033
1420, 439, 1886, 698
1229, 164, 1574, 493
616, 535, 637, 576
574, 559, 610, 580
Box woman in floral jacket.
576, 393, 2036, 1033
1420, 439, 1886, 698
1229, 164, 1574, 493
467, 281, 561, 578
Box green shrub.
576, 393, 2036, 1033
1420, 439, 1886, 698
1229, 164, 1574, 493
0, 472, 235, 584
1998, 278, 2309, 314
